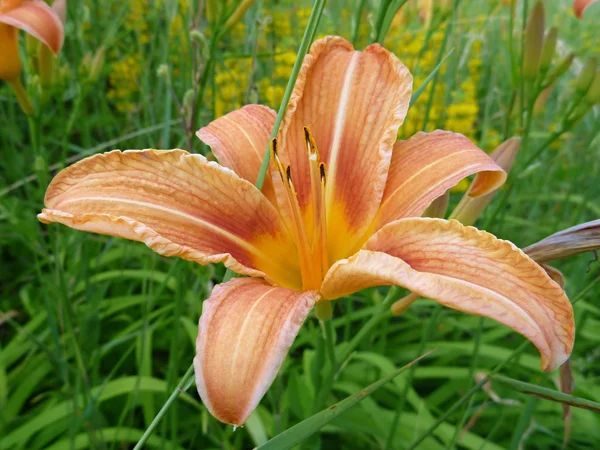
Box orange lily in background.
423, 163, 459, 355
573, 0, 598, 18
38, 37, 575, 426
0, 0, 64, 82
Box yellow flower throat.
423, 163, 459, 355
271, 127, 328, 291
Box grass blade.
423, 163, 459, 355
256, 349, 435, 450
491, 375, 600, 413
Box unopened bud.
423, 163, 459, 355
539, 27, 557, 74
205, 0, 217, 24
423, 190, 449, 218
38, 44, 54, 90
450, 137, 521, 226
539, 264, 565, 289
190, 29, 204, 43
157, 64, 169, 80
547, 52, 574, 85
575, 57, 597, 94
224, 0, 256, 31
523, 219, 600, 263
89, 47, 105, 82
391, 292, 419, 316
586, 69, 600, 103
534, 84, 554, 114
182, 88, 194, 120
523, 1, 545, 80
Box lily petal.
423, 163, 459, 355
194, 278, 318, 425
321, 218, 574, 371
197, 105, 278, 205
38, 149, 300, 288
574, 0, 598, 18
277, 36, 412, 261
0, 23, 20, 81
0, 0, 64, 54
374, 131, 506, 231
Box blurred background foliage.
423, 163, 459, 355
1, 0, 600, 449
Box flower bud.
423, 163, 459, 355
523, 219, 600, 263
586, 69, 600, 103
157, 64, 169, 80
523, 1, 545, 81
38, 44, 54, 90
89, 47, 105, 82
575, 57, 597, 94
539, 27, 557, 74
423, 190, 449, 218
224, 0, 256, 32
545, 52, 574, 86
450, 137, 520, 226
391, 292, 419, 316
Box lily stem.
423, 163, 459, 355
336, 287, 398, 373
132, 364, 195, 450
313, 317, 337, 412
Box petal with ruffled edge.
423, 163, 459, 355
276, 36, 412, 261
373, 131, 506, 231
0, 0, 64, 53
321, 218, 574, 371
194, 278, 318, 425
38, 149, 301, 289
197, 104, 278, 206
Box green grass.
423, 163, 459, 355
1, 0, 600, 448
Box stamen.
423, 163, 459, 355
304, 127, 329, 278
270, 138, 319, 289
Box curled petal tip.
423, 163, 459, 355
574, 0, 598, 18
0, 0, 65, 53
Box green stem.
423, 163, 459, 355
132, 364, 195, 450
8, 78, 34, 116
385, 305, 441, 448
337, 287, 398, 370
406, 340, 530, 450
313, 318, 337, 412
350, 0, 367, 45
255, 0, 327, 190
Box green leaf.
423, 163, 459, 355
410, 49, 455, 106
492, 375, 600, 413
256, 350, 434, 450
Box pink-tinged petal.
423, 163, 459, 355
194, 278, 318, 425
321, 218, 574, 371
374, 131, 506, 231
197, 105, 278, 206
574, 0, 598, 18
0, 0, 64, 53
276, 36, 412, 262
38, 150, 301, 289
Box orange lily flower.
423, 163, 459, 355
573, 0, 598, 18
0, 0, 64, 82
38, 37, 574, 426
